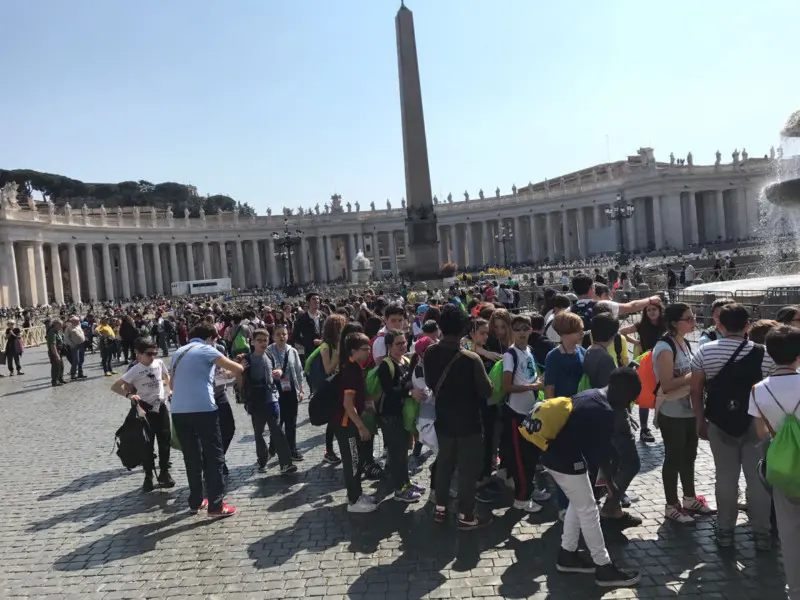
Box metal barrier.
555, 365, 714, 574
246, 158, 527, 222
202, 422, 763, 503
20, 325, 46, 348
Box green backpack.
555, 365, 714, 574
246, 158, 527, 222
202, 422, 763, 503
232, 326, 249, 352
753, 386, 800, 498
576, 373, 592, 393
365, 356, 409, 407
488, 350, 517, 405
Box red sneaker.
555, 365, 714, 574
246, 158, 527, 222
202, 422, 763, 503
208, 503, 237, 518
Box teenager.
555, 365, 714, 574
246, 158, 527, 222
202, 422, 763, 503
111, 337, 174, 491
268, 323, 305, 462
501, 314, 548, 513
333, 332, 377, 513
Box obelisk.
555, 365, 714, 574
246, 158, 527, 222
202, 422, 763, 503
396, 2, 439, 280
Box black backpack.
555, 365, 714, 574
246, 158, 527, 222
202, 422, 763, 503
571, 300, 596, 331
114, 407, 152, 471
308, 372, 341, 426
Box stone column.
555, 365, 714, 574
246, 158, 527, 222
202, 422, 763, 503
50, 243, 65, 304
388, 231, 398, 275
266, 239, 280, 286
561, 209, 571, 260
299, 238, 310, 284
437, 228, 446, 266
464, 222, 472, 267
448, 225, 458, 265
202, 242, 212, 279
513, 217, 524, 262
102, 243, 114, 300
545, 212, 555, 258
715, 189, 726, 241
625, 212, 636, 252
593, 203, 601, 230
529, 215, 540, 261
481, 221, 491, 264
6, 242, 20, 307
315, 237, 327, 283
686, 191, 699, 245
744, 187, 759, 237
324, 236, 334, 281
218, 242, 228, 279
234, 240, 246, 288
151, 244, 164, 294
576, 208, 587, 258
186, 243, 196, 280
652, 196, 663, 250
135, 243, 147, 296
85, 244, 97, 301
347, 234, 357, 277
33, 242, 48, 305
169, 243, 179, 288
119, 244, 131, 299
251, 240, 263, 288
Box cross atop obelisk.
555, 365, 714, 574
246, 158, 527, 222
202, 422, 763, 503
396, 2, 439, 280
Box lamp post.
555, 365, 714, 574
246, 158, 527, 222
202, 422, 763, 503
605, 192, 635, 265
272, 217, 303, 295
494, 220, 514, 267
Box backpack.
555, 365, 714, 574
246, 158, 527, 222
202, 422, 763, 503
365, 356, 409, 406
232, 326, 249, 353
571, 300, 596, 331
367, 332, 386, 369
306, 343, 332, 393
307, 372, 341, 426
752, 385, 800, 498
488, 349, 519, 405
634, 336, 677, 409
702, 328, 718, 342
581, 332, 623, 366
114, 407, 152, 470
518, 396, 573, 450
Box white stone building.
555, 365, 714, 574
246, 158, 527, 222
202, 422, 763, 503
0, 147, 775, 306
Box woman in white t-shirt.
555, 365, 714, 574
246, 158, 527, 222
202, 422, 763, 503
749, 326, 800, 600
111, 337, 173, 492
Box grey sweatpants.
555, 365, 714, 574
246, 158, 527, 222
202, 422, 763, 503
707, 422, 772, 535
774, 488, 800, 600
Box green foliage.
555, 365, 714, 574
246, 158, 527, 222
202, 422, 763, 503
0, 168, 256, 216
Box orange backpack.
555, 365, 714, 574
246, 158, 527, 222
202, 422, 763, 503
634, 336, 676, 409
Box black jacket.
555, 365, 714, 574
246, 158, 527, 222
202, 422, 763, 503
293, 311, 324, 357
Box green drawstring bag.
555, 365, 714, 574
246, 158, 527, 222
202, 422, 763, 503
576, 373, 592, 393
402, 397, 420, 434
361, 411, 378, 435
170, 415, 182, 452
753, 386, 800, 498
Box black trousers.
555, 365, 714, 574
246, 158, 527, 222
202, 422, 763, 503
335, 423, 366, 503
100, 342, 114, 373
49, 353, 64, 384
121, 339, 134, 363
250, 402, 291, 468
435, 431, 484, 516
278, 390, 299, 453
142, 403, 172, 475
499, 404, 541, 502
172, 411, 226, 512
6, 352, 21, 373
480, 403, 499, 480
217, 401, 236, 454
378, 415, 410, 492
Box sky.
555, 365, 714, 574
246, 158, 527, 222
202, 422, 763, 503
2, 0, 799, 214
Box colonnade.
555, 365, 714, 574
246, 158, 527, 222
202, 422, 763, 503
436, 188, 758, 266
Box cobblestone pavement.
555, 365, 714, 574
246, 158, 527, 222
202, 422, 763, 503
0, 347, 789, 600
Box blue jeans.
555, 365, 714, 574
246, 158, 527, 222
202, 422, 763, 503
69, 345, 85, 378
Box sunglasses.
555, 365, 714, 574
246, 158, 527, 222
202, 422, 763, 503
144, 350, 158, 357
512, 326, 531, 332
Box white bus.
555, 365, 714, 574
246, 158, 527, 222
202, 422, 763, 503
170, 278, 232, 296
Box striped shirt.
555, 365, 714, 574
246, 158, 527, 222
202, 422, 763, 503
690, 337, 776, 380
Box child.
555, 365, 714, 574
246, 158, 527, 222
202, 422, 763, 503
501, 315, 548, 513
110, 337, 174, 491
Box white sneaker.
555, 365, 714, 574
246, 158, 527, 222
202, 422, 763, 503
665, 503, 695, 524
513, 498, 543, 513
532, 488, 552, 502
683, 496, 714, 515
347, 496, 378, 513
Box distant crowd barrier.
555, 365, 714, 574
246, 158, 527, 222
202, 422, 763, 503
21, 325, 46, 348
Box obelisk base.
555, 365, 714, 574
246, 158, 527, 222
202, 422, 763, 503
405, 215, 441, 280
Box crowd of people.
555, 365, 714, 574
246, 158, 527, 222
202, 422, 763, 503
10, 272, 799, 595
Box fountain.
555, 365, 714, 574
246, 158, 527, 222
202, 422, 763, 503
680, 110, 800, 319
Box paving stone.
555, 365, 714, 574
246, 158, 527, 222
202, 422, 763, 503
0, 346, 790, 599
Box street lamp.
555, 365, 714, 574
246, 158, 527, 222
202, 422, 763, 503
604, 192, 635, 265
272, 217, 303, 294
494, 220, 514, 267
